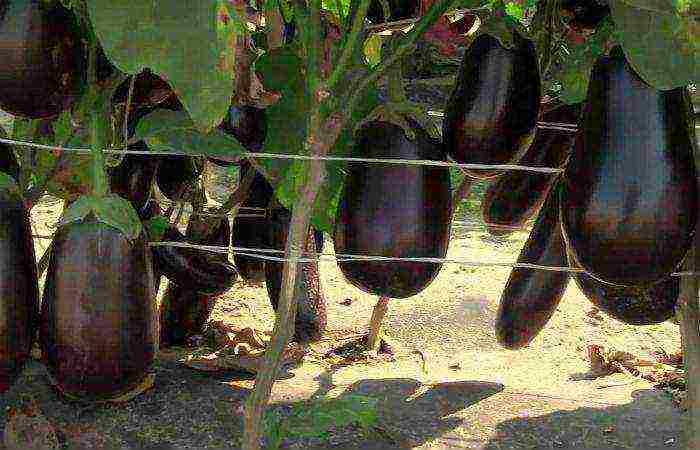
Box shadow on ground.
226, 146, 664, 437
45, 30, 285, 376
481, 388, 681, 450
0, 357, 682, 449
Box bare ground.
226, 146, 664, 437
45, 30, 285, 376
0, 183, 685, 450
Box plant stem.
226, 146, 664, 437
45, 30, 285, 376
241, 112, 344, 450
326, 0, 371, 90
677, 232, 700, 450
367, 296, 390, 351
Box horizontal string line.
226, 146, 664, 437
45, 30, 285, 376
29, 236, 697, 276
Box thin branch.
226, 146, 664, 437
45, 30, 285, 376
326, 0, 371, 90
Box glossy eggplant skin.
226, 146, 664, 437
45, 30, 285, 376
571, 257, 678, 325
443, 33, 541, 180
0, 199, 39, 392
265, 208, 327, 343
334, 120, 452, 298
495, 182, 570, 349
232, 162, 274, 282
39, 217, 156, 401
561, 47, 698, 287
210, 106, 267, 166
152, 219, 237, 296
0, 0, 86, 118
108, 142, 159, 216
159, 215, 231, 348
113, 69, 177, 111
367, 0, 418, 23
159, 285, 218, 348
482, 103, 581, 236
155, 156, 200, 202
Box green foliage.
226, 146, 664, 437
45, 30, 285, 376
0, 172, 21, 202
87, 0, 235, 132
144, 215, 170, 241
132, 109, 247, 161
609, 0, 697, 89
263, 394, 379, 449
58, 193, 142, 240
255, 45, 380, 233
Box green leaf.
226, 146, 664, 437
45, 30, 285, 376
87, 0, 234, 132
134, 109, 246, 160
144, 215, 170, 241
609, 0, 697, 89
92, 194, 143, 240
363, 34, 383, 68
0, 172, 21, 202
58, 195, 96, 227
58, 194, 142, 240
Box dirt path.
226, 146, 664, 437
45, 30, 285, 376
0, 189, 684, 450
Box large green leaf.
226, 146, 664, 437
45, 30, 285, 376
87, 0, 234, 132
610, 0, 697, 89
133, 109, 247, 160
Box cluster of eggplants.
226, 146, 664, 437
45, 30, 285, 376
494, 46, 697, 348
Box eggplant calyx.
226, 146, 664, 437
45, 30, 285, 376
476, 4, 530, 51
357, 102, 440, 142
58, 194, 142, 241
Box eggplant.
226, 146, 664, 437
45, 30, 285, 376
108, 142, 159, 216
152, 217, 237, 296
159, 213, 232, 347
159, 284, 218, 348
443, 32, 541, 179
0, 143, 19, 180
210, 106, 267, 166
0, 198, 39, 392
231, 162, 274, 282
481, 103, 581, 236
112, 69, 177, 111
366, 0, 418, 23
155, 156, 201, 202
0, 0, 86, 118
265, 208, 327, 343
571, 260, 678, 325
334, 120, 452, 298
561, 0, 610, 32
495, 182, 570, 349
39, 216, 156, 401
561, 46, 698, 287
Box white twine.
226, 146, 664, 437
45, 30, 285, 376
0, 121, 582, 173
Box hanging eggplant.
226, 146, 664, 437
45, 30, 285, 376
443, 32, 541, 180
495, 181, 570, 349
154, 156, 201, 203
561, 46, 697, 287
152, 219, 237, 297
232, 162, 274, 282
0, 194, 39, 392
159, 213, 232, 347
334, 120, 452, 298
572, 265, 678, 325
210, 106, 267, 166
108, 142, 160, 216
0, 0, 86, 118
482, 103, 580, 236
265, 208, 326, 343
39, 216, 156, 401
